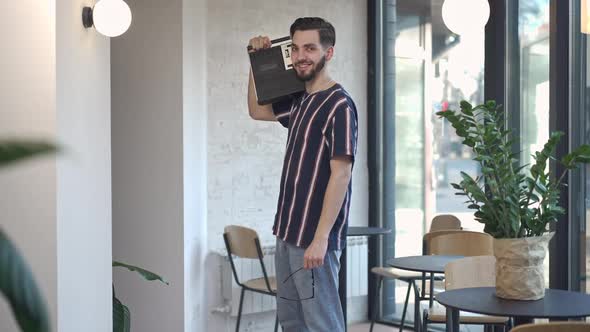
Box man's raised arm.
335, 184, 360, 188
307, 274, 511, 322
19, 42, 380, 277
247, 36, 277, 121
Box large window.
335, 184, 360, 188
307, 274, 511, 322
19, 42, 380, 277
374, 2, 590, 325
565, 0, 590, 297
431, 35, 485, 231
585, 35, 590, 292
518, 0, 590, 296
514, 0, 551, 284
371, 3, 590, 327
518, 0, 550, 170
578, 1, 590, 295
380, 0, 485, 325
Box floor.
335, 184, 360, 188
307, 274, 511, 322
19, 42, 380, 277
349, 322, 411, 332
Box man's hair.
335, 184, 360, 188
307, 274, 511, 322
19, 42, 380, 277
290, 17, 336, 49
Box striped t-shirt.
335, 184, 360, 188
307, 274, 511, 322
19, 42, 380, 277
271, 83, 358, 251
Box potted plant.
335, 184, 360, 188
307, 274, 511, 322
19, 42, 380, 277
112, 261, 168, 332
438, 100, 590, 300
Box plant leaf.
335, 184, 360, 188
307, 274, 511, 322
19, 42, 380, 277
562, 144, 590, 166
0, 141, 58, 168
113, 295, 130, 332
0, 228, 50, 332
112, 261, 169, 285
450, 183, 462, 190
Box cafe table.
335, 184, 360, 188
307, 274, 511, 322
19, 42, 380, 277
387, 255, 464, 331
436, 287, 590, 332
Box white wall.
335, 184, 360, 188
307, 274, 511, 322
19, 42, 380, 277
112, 0, 366, 331
0, 0, 112, 331
182, 0, 208, 330
0, 0, 57, 330
206, 0, 368, 330
56, 0, 113, 331
207, 0, 368, 249
111, 0, 184, 330
111, 0, 208, 331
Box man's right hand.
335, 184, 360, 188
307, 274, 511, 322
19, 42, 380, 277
247, 35, 276, 121
248, 36, 271, 53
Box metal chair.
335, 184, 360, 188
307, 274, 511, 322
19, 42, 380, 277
369, 214, 462, 332
510, 322, 590, 332
223, 225, 278, 332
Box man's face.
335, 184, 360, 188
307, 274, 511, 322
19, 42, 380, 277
291, 30, 331, 82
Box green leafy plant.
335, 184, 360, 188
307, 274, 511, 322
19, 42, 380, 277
0, 140, 57, 332
112, 261, 168, 332
438, 100, 590, 238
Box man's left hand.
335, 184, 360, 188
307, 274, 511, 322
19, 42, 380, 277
303, 237, 328, 270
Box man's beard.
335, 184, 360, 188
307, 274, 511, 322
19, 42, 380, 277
294, 55, 326, 82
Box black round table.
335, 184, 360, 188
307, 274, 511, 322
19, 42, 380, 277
340, 226, 390, 331
387, 255, 464, 274
348, 226, 391, 237
387, 255, 464, 331
436, 287, 590, 331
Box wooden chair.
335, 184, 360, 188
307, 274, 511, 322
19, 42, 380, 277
428, 231, 494, 256
419, 230, 490, 291
421, 230, 494, 296
369, 215, 462, 332
429, 214, 462, 232
223, 225, 278, 332
510, 322, 590, 332
423, 256, 511, 331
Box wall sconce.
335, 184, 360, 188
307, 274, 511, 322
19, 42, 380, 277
582, 0, 590, 34
442, 0, 490, 36
83, 0, 132, 37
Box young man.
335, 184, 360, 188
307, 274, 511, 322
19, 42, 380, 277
247, 17, 358, 331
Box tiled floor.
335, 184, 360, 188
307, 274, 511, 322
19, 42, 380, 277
349, 322, 411, 332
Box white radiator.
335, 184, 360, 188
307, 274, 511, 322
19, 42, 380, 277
220, 237, 368, 316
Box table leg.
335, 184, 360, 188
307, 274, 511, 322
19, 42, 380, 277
339, 245, 347, 331
429, 273, 434, 308
412, 279, 421, 332
513, 316, 533, 326
445, 307, 452, 332
445, 307, 459, 332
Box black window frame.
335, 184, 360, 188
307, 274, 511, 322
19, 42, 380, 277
368, 1, 587, 324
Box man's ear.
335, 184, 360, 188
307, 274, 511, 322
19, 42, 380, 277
325, 46, 335, 61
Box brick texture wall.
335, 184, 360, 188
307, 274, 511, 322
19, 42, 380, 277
206, 0, 367, 330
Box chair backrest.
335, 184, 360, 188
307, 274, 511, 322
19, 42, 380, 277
224, 225, 261, 259
429, 214, 462, 233
423, 230, 465, 255
428, 231, 493, 256
421, 215, 462, 255
223, 225, 274, 292
510, 322, 590, 332
444, 256, 496, 290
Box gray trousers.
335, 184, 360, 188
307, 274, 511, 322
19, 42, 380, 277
275, 237, 344, 332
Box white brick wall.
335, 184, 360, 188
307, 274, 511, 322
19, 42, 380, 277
206, 0, 368, 330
